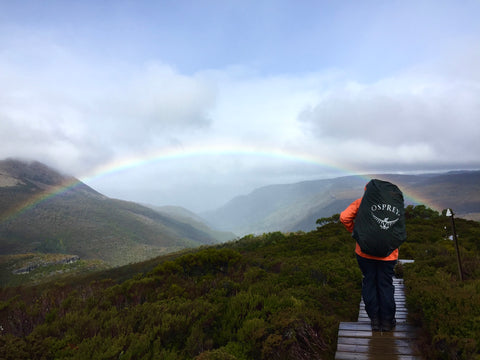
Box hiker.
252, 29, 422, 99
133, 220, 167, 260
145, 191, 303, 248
340, 179, 406, 332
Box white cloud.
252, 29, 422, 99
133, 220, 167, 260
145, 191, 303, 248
106, 63, 216, 129
0, 30, 218, 174
207, 68, 327, 146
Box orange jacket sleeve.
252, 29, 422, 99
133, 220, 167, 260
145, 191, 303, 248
340, 198, 362, 233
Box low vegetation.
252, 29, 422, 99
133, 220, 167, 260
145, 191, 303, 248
0, 205, 479, 359
402, 206, 480, 359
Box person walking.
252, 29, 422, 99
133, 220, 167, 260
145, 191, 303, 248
340, 179, 406, 332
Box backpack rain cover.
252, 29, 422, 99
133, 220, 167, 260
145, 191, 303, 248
353, 179, 407, 257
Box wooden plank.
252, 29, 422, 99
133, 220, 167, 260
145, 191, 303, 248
358, 308, 408, 314
335, 353, 423, 360
398, 259, 415, 265
337, 337, 416, 348
357, 312, 408, 318
336, 343, 418, 355
336, 332, 421, 358
339, 322, 418, 332
338, 330, 418, 339
358, 313, 408, 322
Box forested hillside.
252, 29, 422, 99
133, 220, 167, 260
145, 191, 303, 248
1, 206, 479, 359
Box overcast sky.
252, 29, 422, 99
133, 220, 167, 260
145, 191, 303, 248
1, 0, 479, 212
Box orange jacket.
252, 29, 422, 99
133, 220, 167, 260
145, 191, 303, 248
340, 198, 399, 261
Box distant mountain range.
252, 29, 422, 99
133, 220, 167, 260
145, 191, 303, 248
201, 171, 480, 235
0, 159, 233, 267
2, 159, 479, 270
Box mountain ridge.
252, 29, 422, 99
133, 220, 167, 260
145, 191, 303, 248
202, 171, 480, 235
0, 159, 232, 267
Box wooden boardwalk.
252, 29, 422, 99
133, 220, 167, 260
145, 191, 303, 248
335, 276, 423, 360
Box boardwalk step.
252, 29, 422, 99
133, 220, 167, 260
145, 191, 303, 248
339, 322, 418, 332
335, 353, 423, 360
335, 270, 423, 359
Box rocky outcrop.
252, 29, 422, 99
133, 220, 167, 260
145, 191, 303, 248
12, 255, 80, 275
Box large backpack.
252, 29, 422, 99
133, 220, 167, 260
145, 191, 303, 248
353, 179, 406, 257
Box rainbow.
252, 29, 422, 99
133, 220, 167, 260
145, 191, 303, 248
1, 144, 437, 224
0, 177, 84, 224
81, 143, 348, 181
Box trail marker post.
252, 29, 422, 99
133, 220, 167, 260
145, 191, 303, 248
446, 208, 464, 281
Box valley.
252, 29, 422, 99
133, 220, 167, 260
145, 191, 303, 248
1, 159, 479, 286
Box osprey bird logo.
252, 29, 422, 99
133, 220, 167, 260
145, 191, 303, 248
372, 213, 399, 230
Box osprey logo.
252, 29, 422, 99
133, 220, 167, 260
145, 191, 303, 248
370, 203, 400, 230
372, 213, 399, 230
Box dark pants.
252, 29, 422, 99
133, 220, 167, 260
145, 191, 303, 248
356, 254, 397, 322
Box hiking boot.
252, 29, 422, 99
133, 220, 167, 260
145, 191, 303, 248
381, 318, 396, 331
371, 317, 381, 331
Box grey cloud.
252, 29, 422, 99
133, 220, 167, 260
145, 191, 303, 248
299, 77, 480, 164
302, 93, 430, 144
108, 64, 216, 130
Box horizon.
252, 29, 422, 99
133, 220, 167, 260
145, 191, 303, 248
2, 157, 476, 215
